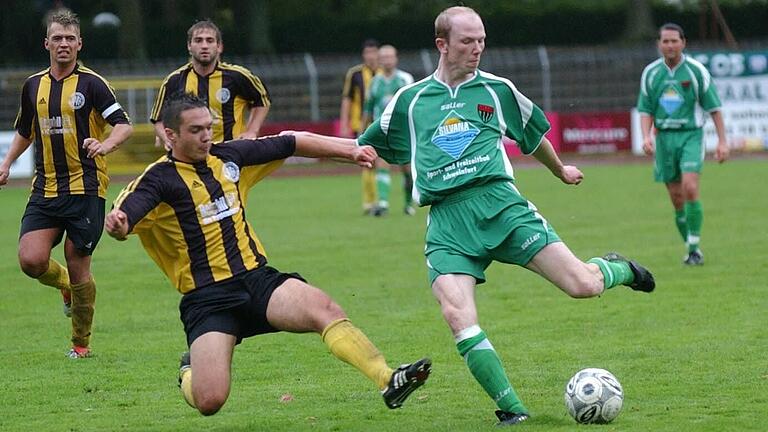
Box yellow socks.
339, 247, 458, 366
322, 318, 393, 389
362, 168, 377, 211
70, 277, 96, 348
37, 259, 70, 291
179, 368, 196, 408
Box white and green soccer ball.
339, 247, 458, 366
564, 368, 624, 424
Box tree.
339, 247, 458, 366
623, 0, 656, 43
233, 0, 274, 54
117, 1, 147, 60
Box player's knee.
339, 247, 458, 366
18, 255, 47, 278
312, 292, 347, 329
322, 299, 347, 324
565, 274, 602, 298
683, 186, 698, 200
195, 391, 227, 416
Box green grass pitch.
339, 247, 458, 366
0, 159, 766, 431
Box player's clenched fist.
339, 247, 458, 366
105, 209, 129, 240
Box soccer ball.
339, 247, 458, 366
564, 368, 624, 424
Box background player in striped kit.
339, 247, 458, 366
151, 19, 270, 149
340, 39, 380, 215
0, 9, 132, 358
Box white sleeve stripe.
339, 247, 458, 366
102, 103, 122, 119
687, 57, 712, 91
683, 64, 700, 95
479, 70, 533, 127
640, 59, 660, 97
380, 75, 429, 134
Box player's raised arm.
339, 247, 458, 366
287, 131, 377, 168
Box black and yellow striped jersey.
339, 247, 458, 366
150, 61, 270, 142
342, 63, 378, 133
14, 64, 130, 198
113, 135, 295, 294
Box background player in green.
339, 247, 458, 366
637, 23, 729, 265
289, 6, 656, 426
362, 44, 415, 216
105, 92, 430, 416
0, 9, 132, 358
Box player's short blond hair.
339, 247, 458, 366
434, 6, 479, 41
46, 9, 80, 35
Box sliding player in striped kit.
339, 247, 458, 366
107, 92, 430, 416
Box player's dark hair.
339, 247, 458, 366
362, 38, 379, 50
659, 23, 685, 40
187, 19, 222, 44
162, 92, 208, 132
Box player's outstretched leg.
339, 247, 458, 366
381, 358, 432, 409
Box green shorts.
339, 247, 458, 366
425, 181, 561, 285
654, 129, 704, 183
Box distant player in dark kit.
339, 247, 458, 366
340, 39, 380, 215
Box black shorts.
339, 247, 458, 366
20, 195, 105, 256
179, 266, 305, 346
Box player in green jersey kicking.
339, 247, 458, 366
362, 44, 416, 216
286, 6, 655, 426
637, 23, 729, 265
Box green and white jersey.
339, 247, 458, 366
637, 54, 722, 130
364, 69, 414, 121
358, 70, 550, 206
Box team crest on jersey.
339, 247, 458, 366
69, 92, 85, 110
431, 110, 480, 159
216, 88, 231, 103
477, 104, 494, 123
659, 87, 684, 115
222, 161, 240, 182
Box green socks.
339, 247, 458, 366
376, 168, 391, 209
674, 208, 687, 242
684, 200, 702, 253
587, 257, 634, 289
456, 326, 528, 415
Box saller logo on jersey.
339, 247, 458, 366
431, 110, 480, 159
477, 104, 494, 123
